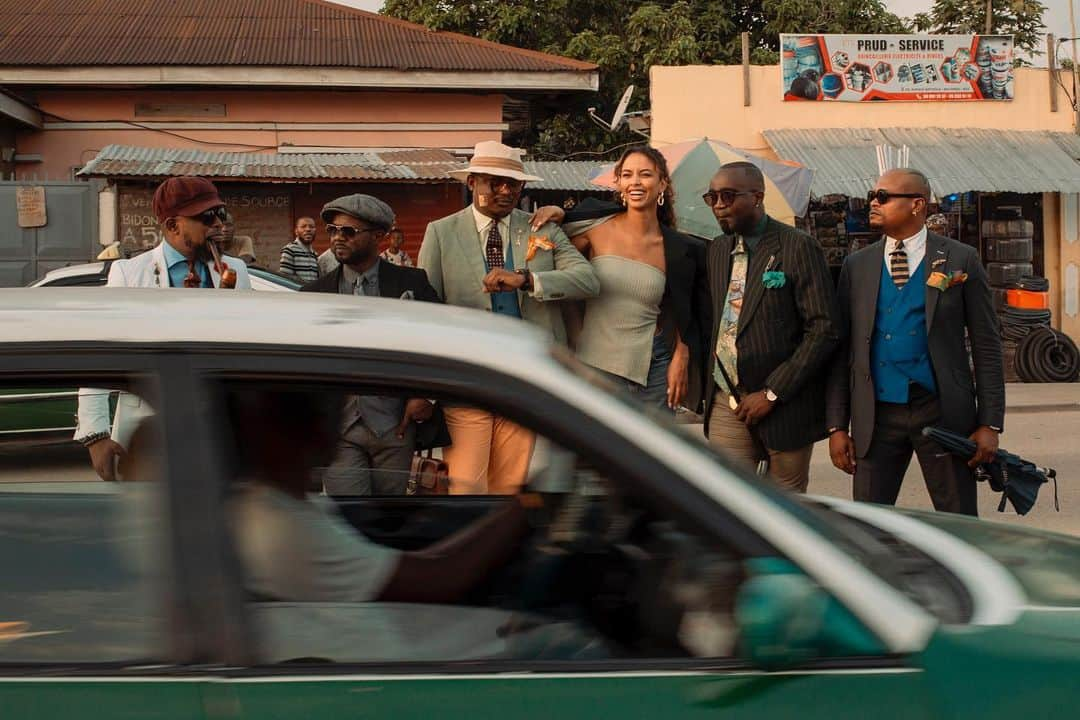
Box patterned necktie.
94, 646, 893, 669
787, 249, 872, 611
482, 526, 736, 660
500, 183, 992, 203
890, 238, 909, 288
355, 276, 374, 296
714, 237, 748, 393
182, 260, 201, 288
485, 220, 504, 269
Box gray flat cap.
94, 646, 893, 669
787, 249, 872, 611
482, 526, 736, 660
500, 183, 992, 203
321, 194, 395, 229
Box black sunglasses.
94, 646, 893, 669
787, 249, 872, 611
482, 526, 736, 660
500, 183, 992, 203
193, 206, 228, 226
476, 174, 524, 191
867, 189, 926, 205
702, 189, 756, 207
326, 223, 380, 240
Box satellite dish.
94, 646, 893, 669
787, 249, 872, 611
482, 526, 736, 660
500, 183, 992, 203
609, 85, 635, 131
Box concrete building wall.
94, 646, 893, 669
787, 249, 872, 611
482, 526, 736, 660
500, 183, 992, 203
14, 89, 506, 180
650, 65, 1073, 154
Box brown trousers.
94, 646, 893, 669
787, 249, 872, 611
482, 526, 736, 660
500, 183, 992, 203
706, 390, 813, 492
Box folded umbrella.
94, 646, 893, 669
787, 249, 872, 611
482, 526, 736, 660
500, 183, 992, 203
921, 426, 1059, 515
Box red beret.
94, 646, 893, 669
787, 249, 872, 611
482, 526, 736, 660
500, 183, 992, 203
152, 176, 224, 223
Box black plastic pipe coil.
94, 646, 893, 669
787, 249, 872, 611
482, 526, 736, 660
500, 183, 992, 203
1015, 327, 1080, 383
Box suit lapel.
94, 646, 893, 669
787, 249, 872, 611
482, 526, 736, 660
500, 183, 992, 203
709, 234, 733, 339
455, 209, 489, 288
208, 259, 221, 288
378, 260, 400, 299
924, 232, 948, 331
736, 225, 781, 337
856, 239, 884, 338
510, 212, 527, 271
150, 243, 168, 287
661, 226, 682, 283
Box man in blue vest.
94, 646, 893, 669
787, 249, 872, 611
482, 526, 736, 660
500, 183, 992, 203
825, 169, 1004, 515
418, 141, 598, 494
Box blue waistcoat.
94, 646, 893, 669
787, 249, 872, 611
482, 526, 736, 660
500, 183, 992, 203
485, 233, 522, 319
871, 258, 937, 403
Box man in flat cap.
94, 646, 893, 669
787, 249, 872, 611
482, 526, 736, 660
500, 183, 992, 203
75, 176, 251, 481
418, 141, 599, 495
301, 194, 444, 496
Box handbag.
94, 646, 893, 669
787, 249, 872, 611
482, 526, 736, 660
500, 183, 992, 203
408, 449, 449, 495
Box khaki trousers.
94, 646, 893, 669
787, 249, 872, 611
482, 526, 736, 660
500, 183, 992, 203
442, 407, 535, 495
706, 391, 813, 493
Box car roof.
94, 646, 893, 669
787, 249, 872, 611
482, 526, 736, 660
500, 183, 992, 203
31, 262, 106, 284
1, 288, 548, 366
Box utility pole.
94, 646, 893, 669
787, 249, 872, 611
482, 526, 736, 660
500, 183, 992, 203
1072, 0, 1080, 134
984, 0, 992, 35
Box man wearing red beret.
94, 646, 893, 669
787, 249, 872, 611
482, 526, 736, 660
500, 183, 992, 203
74, 176, 252, 480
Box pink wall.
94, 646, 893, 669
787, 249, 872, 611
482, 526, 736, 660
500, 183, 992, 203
15, 89, 505, 180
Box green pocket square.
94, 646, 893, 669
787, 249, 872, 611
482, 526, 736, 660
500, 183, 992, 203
762, 270, 786, 289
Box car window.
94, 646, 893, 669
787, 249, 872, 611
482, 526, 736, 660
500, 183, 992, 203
0, 377, 166, 665
210, 379, 752, 666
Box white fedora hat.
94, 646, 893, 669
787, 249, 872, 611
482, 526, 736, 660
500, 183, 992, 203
447, 140, 542, 183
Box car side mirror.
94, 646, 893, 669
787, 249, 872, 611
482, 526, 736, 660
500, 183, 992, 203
734, 558, 885, 671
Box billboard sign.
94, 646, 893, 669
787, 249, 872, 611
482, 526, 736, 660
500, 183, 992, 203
780, 34, 1014, 102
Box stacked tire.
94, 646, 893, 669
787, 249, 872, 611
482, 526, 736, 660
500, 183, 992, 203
983, 217, 1034, 312
980, 215, 1078, 382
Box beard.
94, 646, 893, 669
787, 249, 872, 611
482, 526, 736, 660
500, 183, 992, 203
340, 244, 375, 266
192, 240, 215, 264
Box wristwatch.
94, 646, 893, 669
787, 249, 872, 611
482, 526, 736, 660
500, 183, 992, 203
515, 268, 533, 292
764, 388, 778, 403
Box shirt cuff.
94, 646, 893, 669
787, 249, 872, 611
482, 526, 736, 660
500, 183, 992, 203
529, 271, 544, 298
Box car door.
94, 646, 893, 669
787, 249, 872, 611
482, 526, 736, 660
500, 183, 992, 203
0, 348, 216, 720
182, 349, 940, 720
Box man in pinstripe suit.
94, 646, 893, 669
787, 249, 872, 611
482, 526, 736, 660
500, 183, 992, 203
702, 162, 839, 492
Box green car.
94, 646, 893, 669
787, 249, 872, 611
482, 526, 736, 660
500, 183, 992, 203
1, 288, 1078, 719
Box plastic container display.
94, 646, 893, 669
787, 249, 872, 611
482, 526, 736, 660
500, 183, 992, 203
981, 219, 1034, 239
1006, 289, 1050, 310
987, 262, 1033, 286
985, 236, 1034, 262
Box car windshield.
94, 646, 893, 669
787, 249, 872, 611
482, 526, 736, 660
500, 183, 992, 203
552, 346, 971, 622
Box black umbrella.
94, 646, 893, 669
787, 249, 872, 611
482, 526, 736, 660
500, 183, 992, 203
921, 426, 1059, 516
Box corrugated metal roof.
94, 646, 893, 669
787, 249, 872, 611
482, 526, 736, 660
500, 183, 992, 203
77, 144, 466, 181
522, 161, 607, 191
0, 0, 597, 72
763, 127, 1080, 197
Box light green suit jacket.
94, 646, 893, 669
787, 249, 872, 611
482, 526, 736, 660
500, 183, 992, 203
418, 207, 599, 345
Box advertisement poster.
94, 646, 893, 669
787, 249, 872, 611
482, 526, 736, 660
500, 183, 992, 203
780, 34, 1014, 102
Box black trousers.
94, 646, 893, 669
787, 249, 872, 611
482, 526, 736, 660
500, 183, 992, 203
854, 385, 978, 516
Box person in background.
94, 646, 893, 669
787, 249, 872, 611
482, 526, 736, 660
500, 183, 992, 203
300, 194, 442, 496
926, 213, 949, 238
379, 227, 414, 267
418, 140, 598, 494
227, 388, 530, 604
280, 216, 320, 283
702, 162, 838, 493
826, 169, 1004, 515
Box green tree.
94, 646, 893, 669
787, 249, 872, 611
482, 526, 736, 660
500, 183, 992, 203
912, 1, 1047, 61
383, 0, 907, 156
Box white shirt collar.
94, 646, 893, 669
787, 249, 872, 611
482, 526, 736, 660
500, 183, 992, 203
471, 204, 510, 236
885, 225, 927, 255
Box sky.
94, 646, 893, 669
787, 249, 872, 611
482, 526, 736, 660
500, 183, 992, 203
329, 0, 1076, 66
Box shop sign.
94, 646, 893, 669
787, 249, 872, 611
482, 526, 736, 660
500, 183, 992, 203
781, 34, 1014, 102
16, 186, 47, 228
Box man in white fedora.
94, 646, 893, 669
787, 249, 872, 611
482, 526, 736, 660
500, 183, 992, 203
418, 140, 598, 495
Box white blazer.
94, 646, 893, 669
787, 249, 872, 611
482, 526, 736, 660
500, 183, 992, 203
74, 242, 252, 447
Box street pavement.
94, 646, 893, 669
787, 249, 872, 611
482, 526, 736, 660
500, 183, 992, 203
806, 383, 1080, 536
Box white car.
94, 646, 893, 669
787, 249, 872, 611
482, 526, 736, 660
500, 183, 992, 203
1, 289, 1077, 720
29, 261, 300, 291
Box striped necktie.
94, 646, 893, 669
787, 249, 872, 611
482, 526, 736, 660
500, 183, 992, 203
890, 238, 909, 288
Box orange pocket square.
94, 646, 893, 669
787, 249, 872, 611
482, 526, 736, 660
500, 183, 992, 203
525, 235, 555, 262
